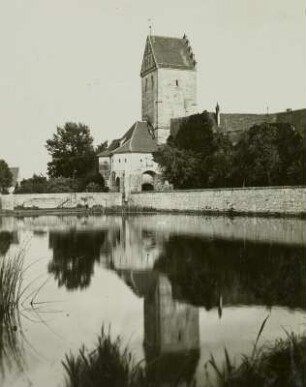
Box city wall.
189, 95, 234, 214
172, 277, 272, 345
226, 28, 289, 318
0, 192, 122, 212
128, 186, 306, 216
0, 186, 305, 216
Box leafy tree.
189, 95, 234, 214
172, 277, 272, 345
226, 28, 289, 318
154, 111, 216, 188
207, 132, 234, 188
233, 123, 304, 187
46, 122, 96, 179
47, 177, 81, 193
0, 159, 13, 194
14, 174, 48, 194
174, 111, 215, 156
95, 141, 108, 155
154, 145, 203, 189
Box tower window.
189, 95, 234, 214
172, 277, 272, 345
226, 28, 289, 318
145, 78, 148, 91
175, 80, 179, 87
151, 75, 154, 89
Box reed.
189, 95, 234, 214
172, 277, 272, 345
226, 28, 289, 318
207, 328, 305, 387
0, 250, 24, 374
0, 251, 23, 317
62, 326, 148, 387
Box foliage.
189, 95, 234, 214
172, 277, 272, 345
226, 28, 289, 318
233, 123, 305, 187
62, 326, 149, 387
174, 111, 215, 155
207, 332, 306, 387
0, 159, 13, 194
154, 111, 215, 188
14, 174, 105, 194
0, 250, 24, 373
14, 174, 49, 194
95, 141, 108, 155
207, 132, 234, 188
47, 177, 81, 193
46, 122, 96, 179
154, 145, 204, 189
155, 116, 305, 189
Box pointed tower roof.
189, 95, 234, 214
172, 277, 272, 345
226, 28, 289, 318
141, 35, 196, 76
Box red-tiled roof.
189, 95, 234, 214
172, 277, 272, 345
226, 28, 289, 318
98, 121, 158, 157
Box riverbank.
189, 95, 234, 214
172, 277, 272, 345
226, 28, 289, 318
0, 186, 305, 217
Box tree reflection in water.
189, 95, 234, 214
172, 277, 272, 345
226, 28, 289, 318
48, 229, 108, 290
0, 231, 17, 257
154, 236, 306, 311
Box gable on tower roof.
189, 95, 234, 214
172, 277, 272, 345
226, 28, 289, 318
141, 35, 196, 76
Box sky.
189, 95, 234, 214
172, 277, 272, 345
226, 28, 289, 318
0, 0, 305, 178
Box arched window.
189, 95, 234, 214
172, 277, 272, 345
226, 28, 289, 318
175, 79, 179, 87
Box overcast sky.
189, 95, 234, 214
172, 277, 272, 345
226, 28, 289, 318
0, 0, 305, 177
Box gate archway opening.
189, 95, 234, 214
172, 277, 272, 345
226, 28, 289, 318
115, 177, 120, 192
142, 171, 155, 191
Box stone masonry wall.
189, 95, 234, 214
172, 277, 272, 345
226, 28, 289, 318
1, 187, 305, 215
157, 68, 197, 144
0, 192, 122, 211
129, 186, 306, 215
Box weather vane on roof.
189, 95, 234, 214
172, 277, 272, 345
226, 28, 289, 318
148, 18, 153, 36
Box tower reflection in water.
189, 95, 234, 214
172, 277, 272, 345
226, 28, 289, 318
109, 219, 200, 386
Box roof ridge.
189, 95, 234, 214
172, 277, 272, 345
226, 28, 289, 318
129, 122, 135, 152
129, 121, 140, 151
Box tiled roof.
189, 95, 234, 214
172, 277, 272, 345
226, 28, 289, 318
97, 139, 120, 157
140, 35, 196, 76
98, 121, 158, 157
150, 35, 196, 69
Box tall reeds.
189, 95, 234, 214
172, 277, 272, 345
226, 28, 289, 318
206, 318, 306, 387
62, 326, 148, 387
0, 250, 24, 374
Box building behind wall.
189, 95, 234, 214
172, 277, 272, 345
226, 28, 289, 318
98, 32, 305, 194
98, 34, 198, 193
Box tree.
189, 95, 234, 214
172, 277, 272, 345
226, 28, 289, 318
95, 141, 108, 155
14, 174, 48, 194
154, 111, 216, 188
46, 122, 96, 179
0, 159, 13, 194
207, 132, 235, 188
154, 145, 203, 189
174, 111, 215, 156
233, 123, 304, 187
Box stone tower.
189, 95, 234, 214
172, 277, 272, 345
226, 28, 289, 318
140, 34, 197, 144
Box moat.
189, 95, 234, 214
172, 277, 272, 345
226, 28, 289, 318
0, 214, 305, 387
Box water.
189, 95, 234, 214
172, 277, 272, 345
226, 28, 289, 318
0, 214, 305, 387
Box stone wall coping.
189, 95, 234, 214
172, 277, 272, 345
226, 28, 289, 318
131, 185, 306, 194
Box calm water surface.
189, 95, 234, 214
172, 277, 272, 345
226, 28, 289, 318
0, 214, 305, 387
